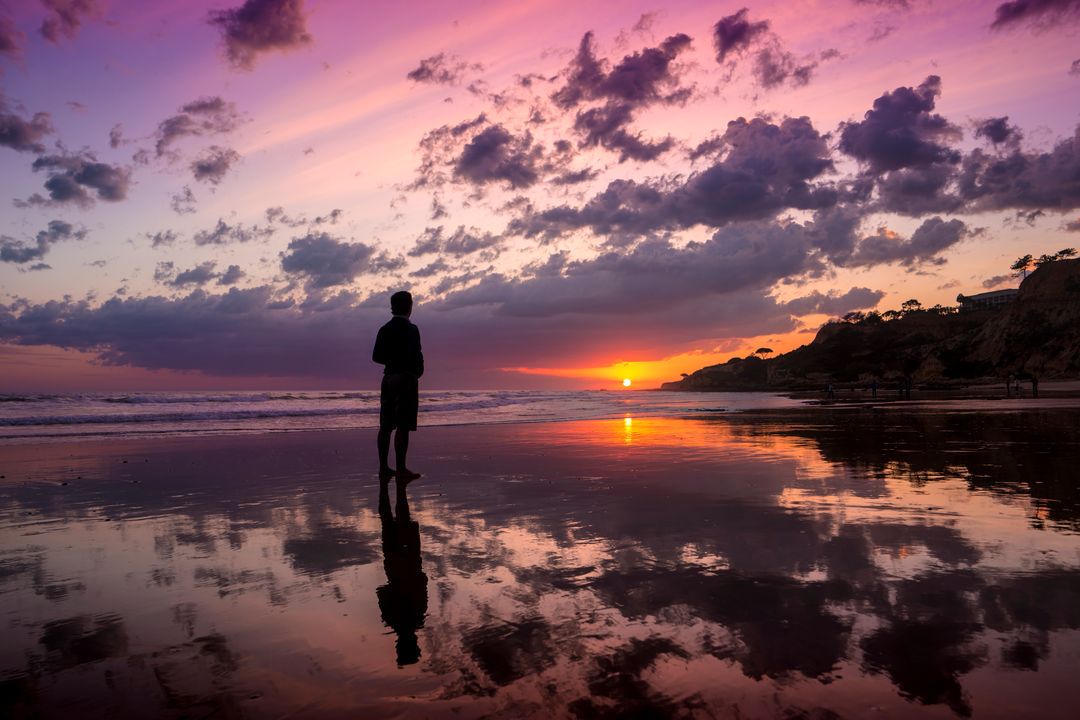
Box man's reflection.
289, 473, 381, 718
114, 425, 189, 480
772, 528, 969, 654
377, 478, 428, 666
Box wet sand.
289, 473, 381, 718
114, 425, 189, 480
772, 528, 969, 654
2, 407, 1080, 718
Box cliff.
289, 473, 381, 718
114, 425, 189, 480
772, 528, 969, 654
662, 258, 1080, 391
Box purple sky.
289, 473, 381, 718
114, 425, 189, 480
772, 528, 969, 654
1, 0, 1079, 390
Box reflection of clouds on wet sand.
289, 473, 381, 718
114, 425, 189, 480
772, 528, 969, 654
0, 411, 1079, 717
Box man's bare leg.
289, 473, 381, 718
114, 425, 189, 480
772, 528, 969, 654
377, 428, 395, 481
395, 429, 420, 480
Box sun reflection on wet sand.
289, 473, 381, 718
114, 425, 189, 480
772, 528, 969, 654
1, 410, 1079, 718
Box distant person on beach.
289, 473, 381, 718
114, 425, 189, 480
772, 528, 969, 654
373, 291, 423, 481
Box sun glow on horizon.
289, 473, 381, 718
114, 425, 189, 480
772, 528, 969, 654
623, 378, 632, 387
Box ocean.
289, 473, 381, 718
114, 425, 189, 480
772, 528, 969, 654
0, 389, 806, 442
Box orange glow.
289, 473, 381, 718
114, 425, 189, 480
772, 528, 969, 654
500, 338, 810, 388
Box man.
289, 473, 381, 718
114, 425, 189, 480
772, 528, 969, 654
373, 291, 423, 481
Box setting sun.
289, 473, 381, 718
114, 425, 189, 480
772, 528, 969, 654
622, 378, 632, 387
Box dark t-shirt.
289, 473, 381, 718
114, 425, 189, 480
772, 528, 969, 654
372, 316, 424, 377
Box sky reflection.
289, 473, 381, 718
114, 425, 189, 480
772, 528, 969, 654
1, 411, 1079, 717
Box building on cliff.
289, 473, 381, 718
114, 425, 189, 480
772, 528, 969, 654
957, 288, 1018, 312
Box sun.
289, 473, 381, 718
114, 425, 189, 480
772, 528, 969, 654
622, 378, 632, 387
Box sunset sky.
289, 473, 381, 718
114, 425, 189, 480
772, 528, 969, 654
1, 0, 1079, 390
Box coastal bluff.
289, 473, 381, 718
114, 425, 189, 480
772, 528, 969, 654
662, 258, 1080, 391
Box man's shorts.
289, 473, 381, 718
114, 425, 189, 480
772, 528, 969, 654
380, 372, 419, 432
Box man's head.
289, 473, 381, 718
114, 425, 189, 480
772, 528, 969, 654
390, 290, 413, 317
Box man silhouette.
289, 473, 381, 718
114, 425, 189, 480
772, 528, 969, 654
373, 291, 423, 481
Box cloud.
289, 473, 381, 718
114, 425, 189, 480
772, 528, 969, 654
839, 76, 961, 173
510, 115, 836, 239
1, 15, 25, 59
781, 287, 885, 316
981, 274, 1014, 288
0, 103, 53, 153
1071, 59, 1080, 75
453, 124, 544, 189
280, 232, 404, 288
957, 123, 1080, 211
266, 206, 343, 227
155, 96, 243, 157
145, 229, 179, 248
171, 262, 220, 287
549, 31, 692, 161
974, 116, 1020, 145
990, 0, 1080, 30
407, 53, 480, 85
191, 145, 241, 184
40, 0, 102, 44
218, 264, 245, 285
208, 0, 312, 70
108, 124, 123, 148
22, 151, 131, 207
193, 218, 274, 246
1, 220, 86, 264
408, 225, 502, 257
841, 217, 973, 267
712, 9, 818, 89
170, 186, 197, 215
712, 8, 770, 62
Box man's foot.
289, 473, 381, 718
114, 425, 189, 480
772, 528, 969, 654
379, 466, 396, 481
396, 468, 421, 482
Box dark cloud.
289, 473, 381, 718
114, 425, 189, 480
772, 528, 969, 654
752, 46, 816, 89
208, 0, 312, 70
410, 258, 450, 278
24, 151, 131, 207
782, 287, 885, 316
145, 229, 179, 248
957, 124, 1080, 211
218, 264, 246, 285
193, 218, 274, 246
0, 14, 24, 58
842, 217, 973, 267
981, 274, 1013, 288
712, 9, 817, 89
548, 31, 692, 161
454, 124, 544, 189
266, 206, 343, 227
839, 76, 962, 173
443, 219, 833, 318
155, 96, 242, 157
572, 103, 674, 162
713, 8, 770, 62
974, 116, 1020, 145
1066, 218, 1080, 231
40, 0, 102, 44
170, 186, 197, 215
280, 232, 404, 288
1071, 59, 1080, 75
191, 145, 241, 184
990, 0, 1080, 30
875, 163, 964, 215
108, 124, 123, 148
407, 52, 480, 85
1, 220, 86, 264
510, 116, 836, 240
408, 225, 502, 257
0, 102, 53, 153
167, 261, 221, 287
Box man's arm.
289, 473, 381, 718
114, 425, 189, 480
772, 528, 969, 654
372, 326, 387, 365
412, 326, 424, 378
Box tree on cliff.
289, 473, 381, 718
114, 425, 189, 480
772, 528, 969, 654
1011, 255, 1034, 279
